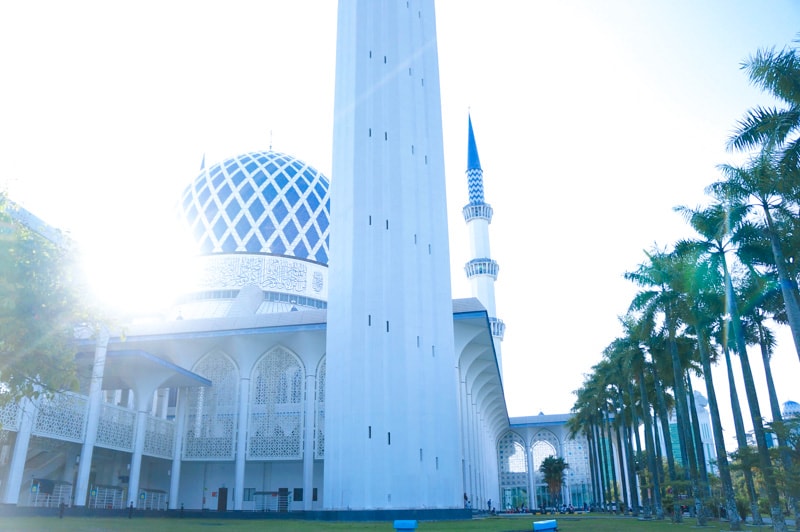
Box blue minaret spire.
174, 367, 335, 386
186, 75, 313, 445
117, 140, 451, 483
466, 115, 484, 204
463, 114, 505, 377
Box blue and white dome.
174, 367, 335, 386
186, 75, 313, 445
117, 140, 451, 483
784, 400, 800, 417
179, 150, 330, 264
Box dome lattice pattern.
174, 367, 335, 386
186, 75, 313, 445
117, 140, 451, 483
180, 151, 330, 264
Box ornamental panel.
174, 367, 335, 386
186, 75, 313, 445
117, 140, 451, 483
315, 358, 325, 459
247, 347, 304, 460
183, 352, 238, 460
563, 436, 591, 484
144, 415, 175, 459
96, 403, 136, 452
0, 401, 21, 432
32, 392, 88, 443
498, 431, 528, 491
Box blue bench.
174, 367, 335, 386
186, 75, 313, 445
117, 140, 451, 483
533, 519, 558, 531
394, 520, 418, 531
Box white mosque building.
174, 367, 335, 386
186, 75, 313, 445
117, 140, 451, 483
0, 1, 593, 518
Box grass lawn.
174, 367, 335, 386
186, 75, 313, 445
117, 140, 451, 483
0, 514, 756, 532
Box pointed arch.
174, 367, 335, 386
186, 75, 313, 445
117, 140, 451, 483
183, 350, 239, 460
531, 429, 560, 471
497, 430, 528, 510
247, 346, 305, 459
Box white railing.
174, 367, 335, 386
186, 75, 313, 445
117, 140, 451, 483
32, 392, 88, 443
96, 403, 136, 452
144, 415, 175, 459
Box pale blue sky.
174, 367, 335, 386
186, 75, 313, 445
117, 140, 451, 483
1, 1, 799, 450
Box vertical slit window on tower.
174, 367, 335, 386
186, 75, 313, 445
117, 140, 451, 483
386, 321, 389, 332
384, 56, 387, 64
436, 457, 439, 470
424, 155, 428, 164
417, 335, 420, 347
369, 128, 372, 137
432, 345, 435, 357
384, 131, 388, 141
428, 243, 431, 254
421, 78, 424, 86
385, 219, 389, 230
368, 314, 372, 326
369, 50, 372, 58
369, 426, 372, 438
388, 432, 391, 445
419, 448, 423, 461
411, 145, 414, 154
414, 234, 417, 244
408, 67, 412, 76
369, 215, 372, 225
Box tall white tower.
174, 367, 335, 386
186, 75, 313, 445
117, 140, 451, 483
463, 116, 505, 376
324, 0, 463, 511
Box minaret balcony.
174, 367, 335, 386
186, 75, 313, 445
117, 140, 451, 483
489, 317, 505, 340
465, 258, 499, 279
462, 203, 493, 222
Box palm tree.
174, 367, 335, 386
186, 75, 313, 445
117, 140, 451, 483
675, 202, 787, 530
727, 40, 800, 169
540, 456, 570, 508
711, 153, 800, 363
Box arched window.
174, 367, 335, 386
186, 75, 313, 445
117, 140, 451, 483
184, 351, 238, 460
497, 431, 528, 511
532, 430, 561, 509
248, 346, 304, 459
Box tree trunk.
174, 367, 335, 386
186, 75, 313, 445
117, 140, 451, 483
686, 375, 708, 525
763, 204, 800, 364
613, 413, 629, 514
639, 364, 664, 519
625, 380, 643, 517
724, 260, 788, 531
757, 321, 800, 525
651, 361, 678, 482
697, 328, 742, 530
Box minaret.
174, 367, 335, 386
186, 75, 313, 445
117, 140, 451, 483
324, 0, 462, 511
463, 115, 505, 376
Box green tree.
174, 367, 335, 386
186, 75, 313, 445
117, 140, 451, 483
539, 456, 569, 507
0, 195, 89, 409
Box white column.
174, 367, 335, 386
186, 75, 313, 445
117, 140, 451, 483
302, 370, 316, 510
528, 443, 536, 510
74, 329, 109, 507
458, 380, 470, 506
2, 398, 35, 504
234, 377, 249, 510
127, 410, 148, 508
169, 389, 187, 510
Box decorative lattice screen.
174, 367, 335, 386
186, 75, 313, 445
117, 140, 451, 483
247, 347, 304, 460
497, 431, 528, 489
144, 415, 175, 459
183, 352, 238, 460
32, 392, 88, 443
96, 403, 136, 451
0, 401, 21, 432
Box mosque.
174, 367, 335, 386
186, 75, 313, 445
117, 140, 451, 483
0, 1, 594, 517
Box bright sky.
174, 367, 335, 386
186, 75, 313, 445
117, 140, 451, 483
2, 1, 799, 452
